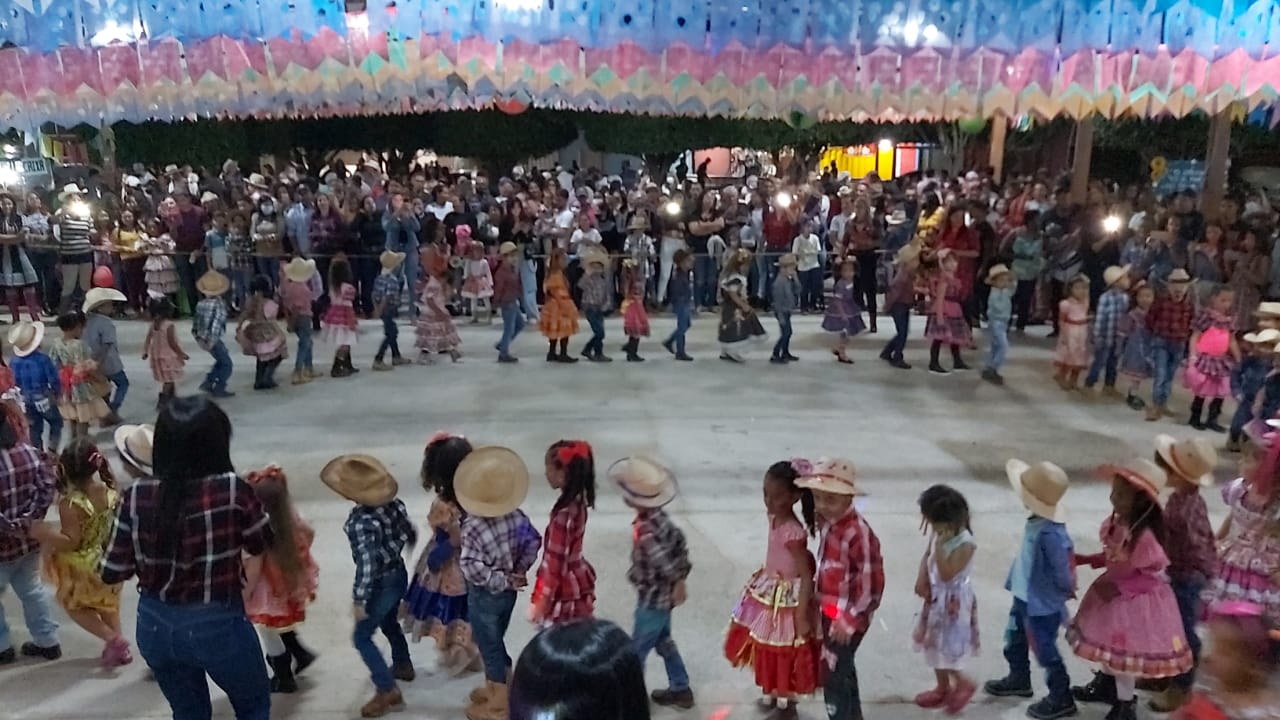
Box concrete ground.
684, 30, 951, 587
2, 311, 1231, 720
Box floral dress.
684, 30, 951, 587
925, 272, 972, 346
144, 319, 185, 384
47, 338, 109, 423
1118, 306, 1153, 380
1204, 477, 1280, 622
822, 277, 867, 337
46, 486, 121, 612
403, 498, 473, 647
539, 269, 579, 340
416, 275, 461, 353
912, 530, 980, 670
622, 265, 649, 338
1054, 297, 1090, 371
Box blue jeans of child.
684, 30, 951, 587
583, 308, 606, 356
1231, 401, 1254, 441
0, 551, 58, 653
985, 319, 1009, 372
353, 564, 411, 693
667, 302, 691, 355
135, 595, 269, 720
498, 303, 525, 357
204, 340, 233, 392
882, 303, 911, 360
772, 312, 793, 359
469, 586, 517, 683
106, 370, 128, 414
1151, 336, 1186, 407
693, 255, 717, 308
632, 605, 690, 692
822, 631, 866, 720
1003, 599, 1071, 702
1171, 578, 1204, 690
23, 397, 62, 451
800, 267, 823, 311
1085, 344, 1119, 388
294, 320, 313, 373
375, 315, 400, 362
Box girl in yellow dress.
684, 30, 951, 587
539, 248, 581, 363
42, 438, 129, 667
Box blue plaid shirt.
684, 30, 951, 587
1092, 288, 1130, 349
344, 499, 417, 602
10, 351, 60, 402
371, 272, 402, 318
192, 298, 228, 347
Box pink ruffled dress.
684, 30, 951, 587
1204, 477, 1280, 622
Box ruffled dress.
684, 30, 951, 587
1054, 298, 1090, 371
1185, 308, 1236, 399
46, 486, 121, 612
403, 498, 473, 646
822, 278, 867, 337
239, 295, 287, 361
416, 275, 461, 353
321, 283, 359, 347
925, 274, 972, 346
724, 517, 820, 697
1204, 477, 1280, 622
539, 270, 579, 340
143, 235, 180, 296
245, 512, 319, 629
1118, 307, 1153, 380
912, 530, 980, 670
461, 259, 494, 300
623, 270, 649, 338
1066, 517, 1194, 678
145, 320, 185, 384
719, 274, 768, 357
532, 498, 596, 624
47, 338, 109, 423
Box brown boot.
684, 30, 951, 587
466, 682, 508, 720
1148, 686, 1189, 713
360, 687, 405, 718
468, 681, 492, 707
1145, 405, 1162, 422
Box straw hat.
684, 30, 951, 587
777, 253, 798, 268
1256, 301, 1280, 318
1244, 328, 1280, 346
1154, 434, 1217, 487
608, 455, 678, 509
114, 424, 154, 474
6, 321, 43, 358
895, 243, 922, 265
82, 287, 125, 313
321, 454, 399, 507
1103, 457, 1168, 504
380, 250, 406, 271
196, 270, 230, 297
581, 248, 609, 267
1006, 459, 1068, 522
283, 257, 317, 283
1103, 264, 1131, 287
246, 173, 269, 189
454, 447, 530, 518
1167, 268, 1192, 284
985, 264, 1013, 284
499, 241, 519, 256
796, 457, 865, 496
627, 215, 650, 232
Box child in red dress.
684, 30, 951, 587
530, 440, 597, 626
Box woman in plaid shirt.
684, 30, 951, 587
530, 440, 597, 626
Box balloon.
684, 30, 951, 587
92, 265, 115, 289
957, 117, 987, 134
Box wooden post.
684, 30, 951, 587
1202, 105, 1233, 222
1069, 115, 1093, 205
988, 113, 1007, 183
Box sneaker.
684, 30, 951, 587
20, 642, 61, 661
372, 360, 394, 372
983, 675, 1033, 698
1026, 695, 1078, 720
1071, 671, 1116, 705
360, 688, 405, 718
650, 688, 695, 709
982, 368, 1005, 385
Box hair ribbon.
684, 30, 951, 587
556, 441, 592, 466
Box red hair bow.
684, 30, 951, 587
246, 464, 286, 488
556, 441, 592, 466
87, 449, 107, 471
426, 430, 457, 449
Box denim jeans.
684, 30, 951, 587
986, 319, 1009, 372
1003, 599, 1071, 702
255, 258, 279, 293
0, 551, 58, 652
668, 302, 691, 355
23, 397, 62, 451
659, 238, 686, 305
294, 320, 313, 373
470, 586, 517, 683
800, 267, 823, 311
401, 245, 420, 317
1013, 279, 1037, 330
693, 255, 717, 308
822, 630, 866, 720
135, 595, 269, 720
754, 251, 773, 301
353, 564, 411, 693
204, 340, 233, 392
583, 308, 605, 356
375, 314, 400, 362
519, 259, 539, 322
632, 605, 690, 692
106, 370, 129, 414
1151, 335, 1187, 407
1171, 578, 1204, 689
1231, 400, 1254, 441
772, 312, 793, 358
230, 269, 251, 311
498, 303, 525, 357
29, 249, 59, 312
882, 303, 911, 360
1084, 344, 1119, 388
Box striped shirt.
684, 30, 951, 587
56, 212, 94, 256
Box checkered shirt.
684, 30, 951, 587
371, 272, 402, 315
1146, 293, 1194, 342
0, 444, 56, 562
344, 499, 417, 602
628, 508, 692, 610
10, 352, 60, 402
101, 472, 272, 604
533, 498, 596, 609
579, 272, 610, 311
815, 507, 885, 639
1092, 288, 1130, 349
193, 298, 228, 347
460, 509, 542, 594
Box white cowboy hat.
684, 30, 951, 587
82, 287, 126, 313
321, 454, 399, 507
282, 257, 317, 283
1102, 457, 1168, 505
163, 164, 180, 174
196, 270, 230, 297
114, 424, 155, 474
1167, 268, 1192, 284
608, 455, 678, 509
246, 173, 269, 188
1256, 301, 1280, 318
58, 183, 84, 200
199, 191, 219, 204
1006, 459, 1068, 522
123, 175, 141, 188
1154, 435, 1217, 487
1244, 328, 1280, 345
796, 457, 865, 496
454, 447, 530, 518
985, 264, 1013, 284
6, 321, 43, 358
1103, 264, 1131, 287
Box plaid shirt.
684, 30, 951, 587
1146, 293, 1194, 342
10, 351, 60, 401
192, 297, 228, 347
0, 444, 56, 562
534, 498, 596, 606
371, 272, 402, 317
579, 272, 610, 312
1092, 288, 1130, 349
344, 499, 417, 602
1163, 488, 1217, 584
815, 506, 885, 638
628, 508, 692, 610
101, 472, 272, 604
461, 509, 542, 594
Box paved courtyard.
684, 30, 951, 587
2, 312, 1231, 720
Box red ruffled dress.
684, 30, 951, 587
245, 510, 319, 629
532, 497, 596, 624
725, 517, 820, 696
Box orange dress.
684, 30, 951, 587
539, 269, 579, 340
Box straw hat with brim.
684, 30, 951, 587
321, 454, 399, 507
82, 287, 126, 313
609, 456, 678, 509
499, 241, 519, 256
1104, 264, 1131, 287
1102, 457, 1168, 505
247, 173, 269, 188
1155, 434, 1218, 487
1167, 268, 1192, 284
1256, 301, 1280, 318
454, 447, 530, 518
985, 264, 1013, 284
895, 243, 922, 265
796, 457, 865, 496
196, 270, 230, 297
1244, 328, 1280, 346
582, 249, 609, 267
283, 257, 317, 283
6, 321, 43, 358
777, 254, 798, 268
380, 250, 406, 271
114, 424, 154, 474
1006, 459, 1068, 522
627, 216, 650, 232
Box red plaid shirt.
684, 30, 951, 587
0, 444, 56, 562
1163, 488, 1217, 584
1146, 293, 1194, 342
815, 507, 884, 639
101, 472, 272, 604
534, 498, 596, 615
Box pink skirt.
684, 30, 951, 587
1184, 365, 1232, 399
623, 300, 649, 338
1066, 573, 1193, 678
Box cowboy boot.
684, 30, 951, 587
1188, 397, 1206, 430
1205, 398, 1227, 433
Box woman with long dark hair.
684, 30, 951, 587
100, 397, 274, 720
0, 192, 40, 323
510, 619, 650, 720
